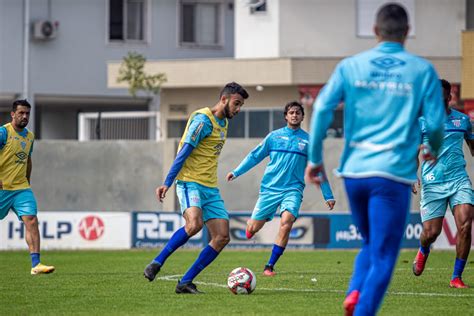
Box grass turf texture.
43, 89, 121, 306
0, 250, 472, 315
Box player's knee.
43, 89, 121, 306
213, 234, 230, 248
458, 221, 472, 239
22, 215, 38, 227
185, 221, 203, 236
424, 226, 441, 242
279, 222, 293, 235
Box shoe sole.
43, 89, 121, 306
31, 268, 55, 275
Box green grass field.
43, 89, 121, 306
0, 249, 473, 315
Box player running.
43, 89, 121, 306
143, 82, 249, 294
226, 101, 335, 276
305, 4, 445, 315
0, 99, 55, 275
412, 79, 473, 288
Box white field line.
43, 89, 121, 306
157, 275, 474, 298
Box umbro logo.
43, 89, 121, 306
15, 151, 27, 160
371, 56, 406, 70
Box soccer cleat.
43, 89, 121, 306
31, 263, 55, 275
175, 280, 203, 294
245, 229, 254, 240
343, 290, 360, 316
263, 264, 276, 277
144, 262, 161, 282
449, 277, 469, 289
412, 250, 428, 276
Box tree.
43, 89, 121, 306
117, 52, 167, 97
117, 52, 167, 140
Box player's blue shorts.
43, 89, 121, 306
176, 181, 229, 222
251, 190, 302, 221
420, 178, 473, 222
0, 189, 38, 220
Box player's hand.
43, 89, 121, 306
226, 172, 236, 182
305, 163, 326, 185
326, 200, 336, 210
420, 144, 437, 164
156, 185, 169, 203
411, 178, 420, 195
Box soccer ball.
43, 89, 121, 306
227, 267, 256, 294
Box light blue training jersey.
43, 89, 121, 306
232, 126, 334, 200
420, 109, 473, 185
309, 42, 445, 184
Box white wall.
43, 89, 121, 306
236, 0, 465, 58
235, 0, 280, 58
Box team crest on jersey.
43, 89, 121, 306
20, 141, 26, 150
451, 119, 461, 128
298, 142, 306, 151
220, 130, 225, 140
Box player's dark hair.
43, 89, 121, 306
12, 99, 31, 112
440, 79, 451, 94
284, 101, 304, 117
375, 3, 409, 42
220, 82, 249, 99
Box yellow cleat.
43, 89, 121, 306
31, 263, 55, 275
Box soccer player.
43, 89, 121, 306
143, 82, 249, 294
305, 4, 445, 315
412, 79, 473, 288
0, 99, 55, 275
226, 101, 335, 276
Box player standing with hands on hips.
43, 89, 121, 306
305, 4, 445, 315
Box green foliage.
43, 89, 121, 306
117, 52, 167, 97
0, 250, 472, 315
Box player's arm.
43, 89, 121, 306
306, 61, 345, 185
466, 120, 474, 156
0, 127, 6, 189
26, 139, 34, 184
227, 134, 270, 181
420, 67, 445, 160
156, 115, 212, 202
318, 167, 336, 210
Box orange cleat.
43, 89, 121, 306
413, 250, 428, 276
343, 290, 360, 316
449, 277, 469, 289
263, 264, 276, 277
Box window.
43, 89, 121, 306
180, 1, 222, 47
227, 109, 286, 139
109, 0, 147, 42
167, 120, 188, 138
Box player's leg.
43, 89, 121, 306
449, 183, 473, 288
246, 192, 280, 239
263, 190, 301, 276
413, 217, 443, 276
144, 182, 203, 281
343, 178, 370, 315
176, 187, 229, 294
355, 178, 410, 316
14, 189, 54, 275
263, 210, 295, 276
414, 184, 448, 276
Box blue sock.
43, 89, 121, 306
180, 245, 219, 284
30, 253, 40, 268
267, 244, 285, 267
153, 227, 189, 266
419, 243, 430, 256
452, 258, 467, 280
